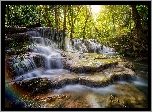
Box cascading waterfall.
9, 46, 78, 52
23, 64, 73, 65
11, 29, 64, 81
27, 30, 63, 70
68, 38, 115, 54
6, 27, 148, 108
10, 29, 136, 83
100, 46, 114, 54
26, 30, 41, 37
11, 57, 37, 77
33, 45, 63, 70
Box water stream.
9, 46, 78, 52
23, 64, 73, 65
125, 57, 148, 99
6, 30, 148, 108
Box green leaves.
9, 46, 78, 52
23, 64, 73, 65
5, 5, 148, 51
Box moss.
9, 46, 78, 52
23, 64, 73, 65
80, 73, 108, 82
76, 59, 118, 68
84, 53, 108, 59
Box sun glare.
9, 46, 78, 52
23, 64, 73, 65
91, 5, 101, 14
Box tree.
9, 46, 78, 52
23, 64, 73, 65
82, 6, 91, 38
5, 5, 148, 59
130, 5, 143, 39
63, 5, 67, 32
55, 5, 59, 29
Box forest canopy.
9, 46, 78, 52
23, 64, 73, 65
5, 5, 149, 60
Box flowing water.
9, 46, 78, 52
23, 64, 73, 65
125, 57, 148, 99
6, 30, 149, 108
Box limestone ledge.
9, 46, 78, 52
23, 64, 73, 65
8, 65, 136, 94
61, 51, 135, 73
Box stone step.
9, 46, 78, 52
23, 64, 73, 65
8, 66, 136, 94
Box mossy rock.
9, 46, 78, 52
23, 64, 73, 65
106, 84, 148, 108
18, 78, 51, 94
5, 33, 32, 46
62, 52, 120, 73
33, 67, 136, 89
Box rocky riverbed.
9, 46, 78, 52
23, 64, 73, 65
5, 27, 148, 108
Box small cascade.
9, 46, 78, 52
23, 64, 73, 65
100, 46, 115, 54
36, 27, 66, 49
68, 38, 114, 54
9, 28, 64, 79
6, 27, 148, 108
49, 53, 63, 69
11, 57, 37, 76
32, 44, 63, 70
87, 39, 102, 53
26, 30, 41, 37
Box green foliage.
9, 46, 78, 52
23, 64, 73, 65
5, 5, 38, 26
5, 5, 148, 59
136, 5, 148, 29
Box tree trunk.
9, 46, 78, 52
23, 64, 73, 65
63, 5, 67, 32
130, 5, 147, 58
44, 5, 52, 27
70, 5, 74, 39
55, 5, 59, 29
68, 5, 84, 39
82, 6, 90, 38
130, 5, 143, 39
111, 5, 116, 32
112, 14, 116, 32
7, 5, 12, 26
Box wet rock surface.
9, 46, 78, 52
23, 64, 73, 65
5, 51, 138, 98
5, 26, 27, 34
5, 27, 148, 108
5, 83, 147, 108
61, 52, 121, 73
7, 64, 137, 93
106, 84, 148, 108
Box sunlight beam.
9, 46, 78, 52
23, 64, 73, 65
91, 5, 101, 14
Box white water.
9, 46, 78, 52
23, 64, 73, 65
100, 45, 115, 54
13, 31, 144, 85
11, 30, 148, 102
66, 38, 116, 54
12, 58, 37, 76
13, 30, 64, 80
53, 84, 119, 95
5, 28, 149, 109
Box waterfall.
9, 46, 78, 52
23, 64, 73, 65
68, 38, 114, 54
11, 29, 64, 80
11, 58, 37, 76
33, 46, 63, 70
27, 29, 64, 70
101, 46, 114, 53
65, 37, 73, 52
26, 30, 41, 37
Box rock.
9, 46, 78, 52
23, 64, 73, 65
7, 64, 137, 93
5, 33, 33, 56
106, 84, 148, 108
118, 61, 135, 71
62, 52, 119, 73
33, 55, 45, 68
5, 57, 16, 79
5, 26, 27, 34
5, 33, 32, 45
16, 78, 51, 94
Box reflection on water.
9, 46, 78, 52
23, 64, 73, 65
125, 57, 149, 100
